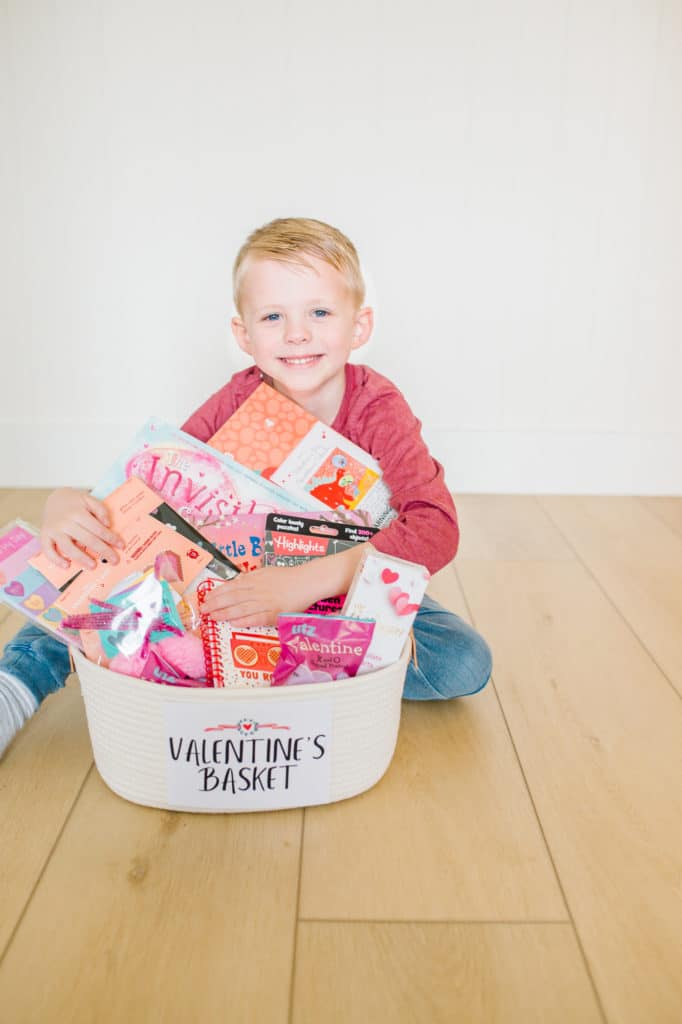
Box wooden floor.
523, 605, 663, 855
0, 491, 681, 1023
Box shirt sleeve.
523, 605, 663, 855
353, 385, 459, 576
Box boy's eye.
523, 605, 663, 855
262, 313, 281, 322
312, 309, 330, 318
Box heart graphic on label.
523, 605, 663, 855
242, 722, 253, 731
43, 608, 63, 622
394, 594, 420, 616
24, 594, 46, 611
4, 580, 25, 598
381, 568, 399, 584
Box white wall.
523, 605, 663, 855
2, 0, 681, 493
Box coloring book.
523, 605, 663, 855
207, 383, 396, 528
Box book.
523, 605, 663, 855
0, 520, 83, 648
263, 512, 378, 615
208, 382, 396, 528
197, 513, 268, 573
91, 417, 317, 525
197, 578, 280, 687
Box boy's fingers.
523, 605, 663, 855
225, 612, 274, 629
200, 582, 241, 613
75, 511, 124, 550
84, 495, 111, 528
53, 534, 97, 570
41, 538, 70, 569
65, 523, 120, 565
209, 596, 262, 621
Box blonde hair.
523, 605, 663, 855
233, 217, 365, 312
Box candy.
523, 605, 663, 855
273, 613, 375, 687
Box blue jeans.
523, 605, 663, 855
1, 596, 491, 703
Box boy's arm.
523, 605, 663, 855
352, 379, 459, 574
200, 543, 371, 629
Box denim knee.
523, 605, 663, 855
403, 596, 493, 702
1, 622, 71, 704
447, 629, 493, 699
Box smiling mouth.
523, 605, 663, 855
278, 354, 323, 366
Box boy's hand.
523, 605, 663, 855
41, 487, 124, 570
200, 544, 372, 629
200, 566, 316, 629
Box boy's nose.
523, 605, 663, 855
286, 325, 310, 344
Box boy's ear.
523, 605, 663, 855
231, 316, 253, 355
351, 306, 374, 351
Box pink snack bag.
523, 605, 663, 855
273, 613, 375, 686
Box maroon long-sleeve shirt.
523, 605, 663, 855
182, 363, 459, 575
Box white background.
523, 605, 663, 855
2, 0, 680, 493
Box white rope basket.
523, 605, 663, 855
74, 644, 409, 813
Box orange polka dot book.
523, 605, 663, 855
208, 381, 395, 528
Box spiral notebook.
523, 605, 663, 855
197, 579, 280, 688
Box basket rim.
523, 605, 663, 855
73, 641, 410, 701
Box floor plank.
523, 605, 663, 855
0, 488, 51, 528
0, 607, 93, 957
292, 922, 603, 1024
639, 496, 682, 539
0, 674, 92, 958
298, 567, 566, 922
455, 495, 576, 561
0, 770, 302, 1023
458, 558, 682, 1024
539, 496, 682, 696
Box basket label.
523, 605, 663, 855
163, 699, 333, 810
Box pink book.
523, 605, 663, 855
92, 417, 314, 525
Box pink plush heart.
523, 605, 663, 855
394, 594, 420, 616
388, 586, 403, 605
4, 580, 25, 598
381, 568, 399, 584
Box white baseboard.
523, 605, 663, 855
1, 422, 680, 495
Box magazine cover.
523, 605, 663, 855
207, 383, 395, 527
91, 417, 316, 524
0, 520, 83, 648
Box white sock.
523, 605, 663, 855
0, 670, 38, 758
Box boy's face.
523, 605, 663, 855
232, 256, 373, 415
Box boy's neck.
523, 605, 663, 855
263, 366, 348, 426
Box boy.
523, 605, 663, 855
0, 218, 491, 757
